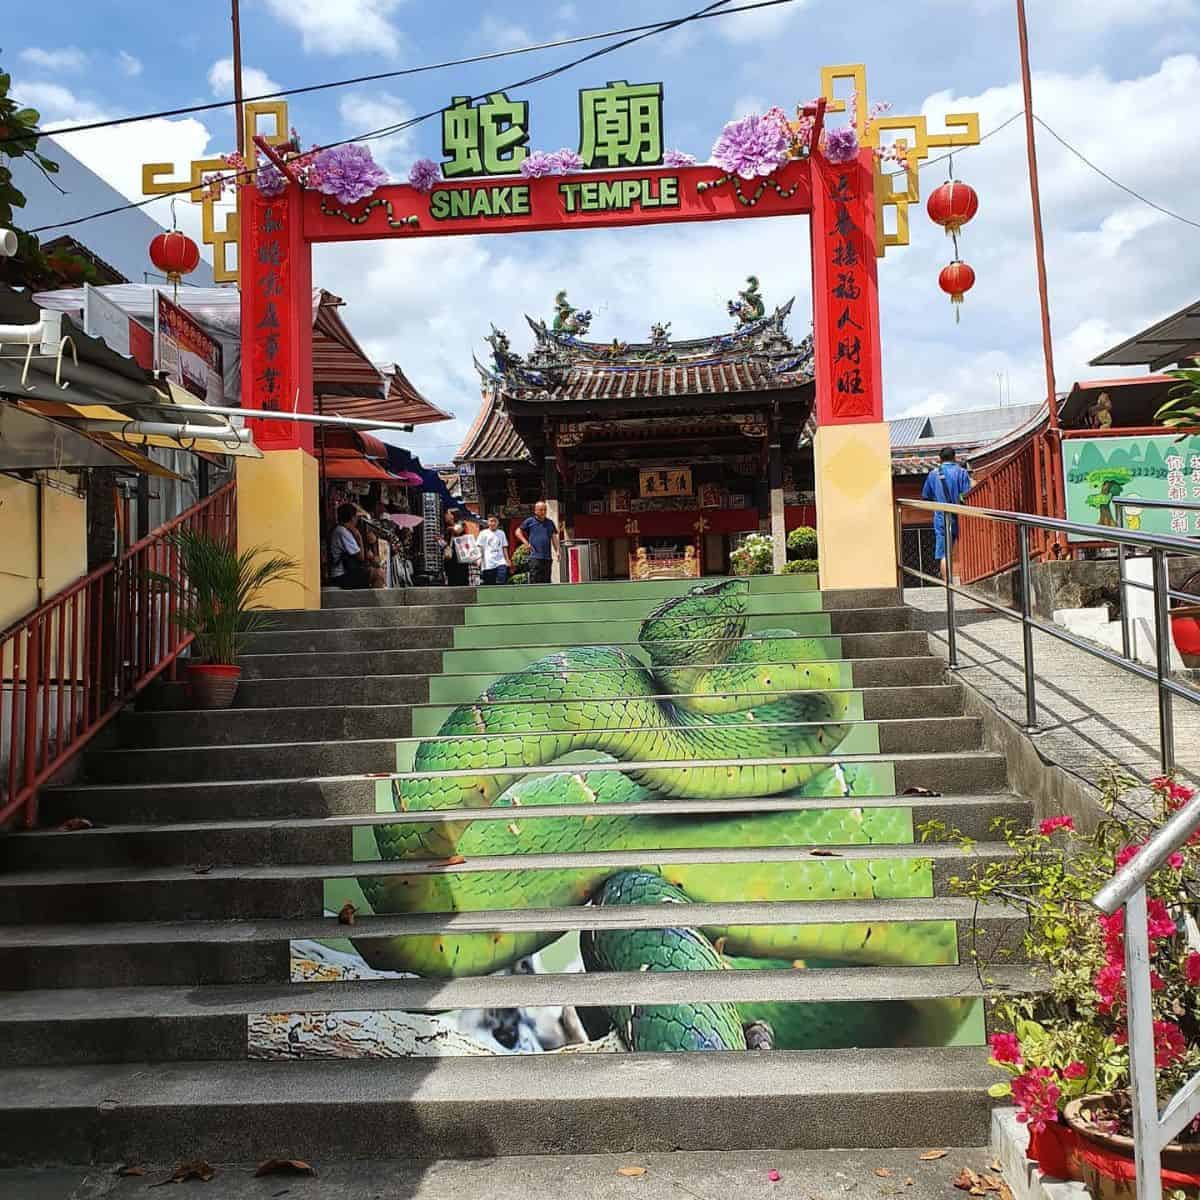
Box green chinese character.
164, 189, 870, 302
578, 80, 664, 169
441, 92, 529, 178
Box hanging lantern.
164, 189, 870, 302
938, 260, 976, 322
148, 230, 200, 285
927, 179, 979, 236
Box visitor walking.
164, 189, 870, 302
921, 447, 972, 581
328, 503, 377, 590
516, 500, 559, 585
478, 514, 512, 585
441, 508, 476, 587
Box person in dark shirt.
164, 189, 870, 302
516, 500, 560, 585
921, 447, 972, 581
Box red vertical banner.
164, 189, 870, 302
810, 151, 883, 426
240, 186, 314, 452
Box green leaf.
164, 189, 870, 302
987, 1082, 1013, 1098
34, 154, 59, 172
12, 108, 40, 126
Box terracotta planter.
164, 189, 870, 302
187, 663, 241, 710
1063, 1094, 1200, 1200
1172, 607, 1200, 668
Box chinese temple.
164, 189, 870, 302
457, 283, 817, 579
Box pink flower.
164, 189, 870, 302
1012, 1067, 1062, 1132
663, 148, 697, 168
823, 126, 860, 164
1062, 1062, 1088, 1081
989, 1032, 1023, 1065
1039, 815, 1075, 836
1154, 1020, 1187, 1069
1146, 898, 1176, 943
1116, 842, 1184, 871
408, 158, 440, 194
1186, 952, 1200, 986
711, 111, 792, 179
1095, 962, 1125, 1014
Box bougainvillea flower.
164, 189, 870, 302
1039, 815, 1075, 836
989, 1032, 1022, 1064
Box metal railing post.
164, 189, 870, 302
1017, 525, 1038, 731
944, 516, 959, 669
894, 503, 904, 592
1150, 548, 1175, 775
1123, 887, 1164, 1200
1117, 542, 1133, 661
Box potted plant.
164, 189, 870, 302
148, 529, 296, 709
1170, 568, 1200, 669
935, 771, 1200, 1193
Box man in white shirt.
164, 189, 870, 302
477, 514, 513, 585
328, 503, 371, 589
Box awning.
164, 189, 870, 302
1090, 299, 1200, 371
321, 449, 397, 482
0, 401, 178, 475
1058, 376, 1175, 429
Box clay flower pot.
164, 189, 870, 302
1171, 604, 1200, 668
187, 662, 242, 710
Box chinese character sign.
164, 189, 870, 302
809, 155, 882, 425
639, 467, 693, 498
1062, 434, 1200, 542
442, 93, 530, 178
155, 293, 224, 406
240, 187, 313, 452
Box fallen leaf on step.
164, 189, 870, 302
981, 1175, 1004, 1192
998, 1184, 1014, 1200
919, 1150, 948, 1161
989, 1160, 1002, 1174
444, 855, 466, 866
337, 903, 357, 926
904, 1179, 915, 1188
115, 1163, 146, 1176
809, 848, 842, 857
151, 1159, 216, 1186
191, 863, 214, 875
57, 817, 93, 831
903, 787, 942, 798
255, 1159, 316, 1177
953, 1168, 981, 1191
874, 1168, 895, 1178
617, 1166, 647, 1177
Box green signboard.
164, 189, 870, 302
1062, 433, 1200, 541
440, 81, 665, 179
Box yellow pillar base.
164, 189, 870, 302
814, 421, 898, 592
236, 449, 321, 611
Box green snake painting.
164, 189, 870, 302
353, 578, 971, 1052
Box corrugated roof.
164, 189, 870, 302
318, 364, 453, 427
888, 415, 929, 446
455, 391, 532, 463
1091, 298, 1200, 371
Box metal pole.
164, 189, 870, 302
1117, 542, 1133, 661
231, 0, 246, 156
894, 503, 904, 592
1151, 548, 1176, 774
1123, 887, 1165, 1200
944, 516, 959, 669
1018, 525, 1038, 730
1016, 0, 1059, 433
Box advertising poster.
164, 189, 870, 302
155, 292, 224, 406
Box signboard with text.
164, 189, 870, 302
155, 292, 223, 406
1063, 433, 1200, 542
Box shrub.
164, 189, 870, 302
512, 543, 531, 572
730, 532, 774, 576
782, 558, 818, 574
786, 526, 818, 560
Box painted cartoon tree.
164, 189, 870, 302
1084, 467, 1133, 527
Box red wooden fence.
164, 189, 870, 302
0, 482, 236, 829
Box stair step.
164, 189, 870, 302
320, 585, 477, 607
4, 794, 1027, 869
270, 604, 467, 631
239, 648, 445, 679
242, 626, 456, 654
0, 895, 1028, 989
232, 674, 432, 708
0, 840, 1016, 924
0, 1048, 1000, 1164
0, 964, 1034, 1066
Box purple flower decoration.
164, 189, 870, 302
408, 158, 440, 194
550, 148, 583, 173
310, 143, 388, 205
710, 112, 792, 180
823, 127, 860, 164
255, 163, 287, 198
663, 149, 697, 167
519, 150, 561, 179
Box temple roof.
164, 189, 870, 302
454, 390, 533, 463
475, 285, 813, 409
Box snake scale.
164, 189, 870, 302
355, 578, 971, 1051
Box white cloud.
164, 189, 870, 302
18, 82, 107, 126
728, 94, 767, 120
19, 46, 87, 72
338, 92, 415, 172
261, 0, 405, 56
208, 58, 281, 99
478, 15, 534, 50
716, 0, 809, 43
117, 51, 143, 78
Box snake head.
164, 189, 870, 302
639, 578, 749, 668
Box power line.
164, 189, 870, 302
1033, 114, 1200, 231
26, 0, 739, 234
5, 0, 795, 145
882, 110, 1025, 178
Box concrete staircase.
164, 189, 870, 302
0, 576, 1030, 1167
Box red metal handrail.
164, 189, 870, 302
0, 481, 236, 830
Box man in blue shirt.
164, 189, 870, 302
516, 500, 560, 585
921, 447, 972, 581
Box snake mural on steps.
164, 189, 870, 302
311, 578, 976, 1054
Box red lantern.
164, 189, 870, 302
927, 179, 979, 236
938, 260, 976, 322
148, 230, 201, 285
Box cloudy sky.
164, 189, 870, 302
8, 0, 1200, 461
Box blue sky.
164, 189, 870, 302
9, 0, 1200, 461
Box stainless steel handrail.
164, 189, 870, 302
896, 496, 1200, 1200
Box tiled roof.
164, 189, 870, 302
455, 391, 532, 463
532, 359, 803, 403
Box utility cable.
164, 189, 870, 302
3, 0, 793, 144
